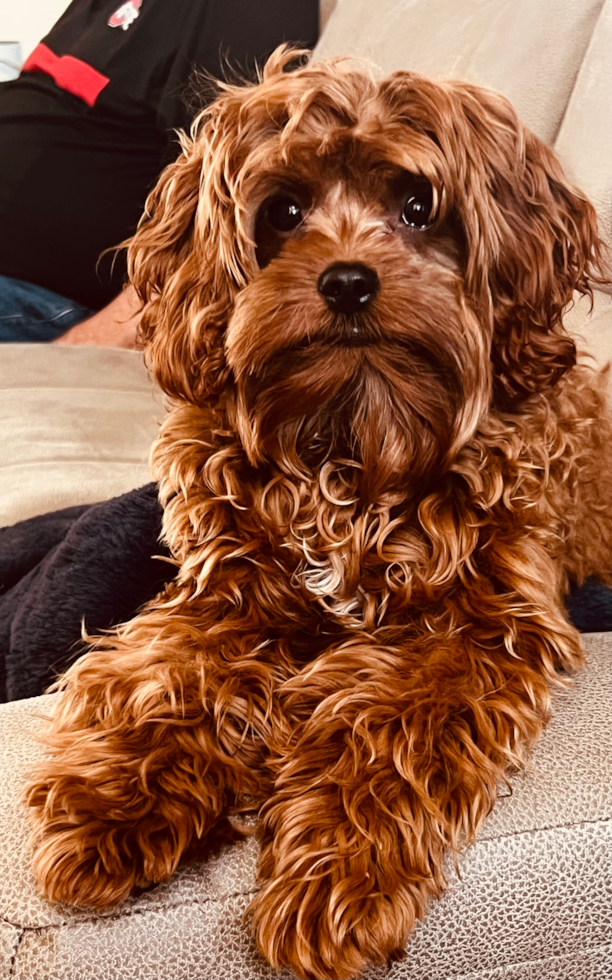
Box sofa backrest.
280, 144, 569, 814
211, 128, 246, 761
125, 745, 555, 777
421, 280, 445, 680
315, 0, 611, 248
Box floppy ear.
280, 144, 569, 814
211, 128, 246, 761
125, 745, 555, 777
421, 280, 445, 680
126, 82, 262, 402
447, 82, 608, 405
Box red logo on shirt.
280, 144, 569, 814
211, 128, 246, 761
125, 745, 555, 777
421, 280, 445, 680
108, 0, 142, 30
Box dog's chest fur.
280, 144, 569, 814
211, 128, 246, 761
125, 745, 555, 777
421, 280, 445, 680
286, 528, 391, 631
298, 552, 369, 624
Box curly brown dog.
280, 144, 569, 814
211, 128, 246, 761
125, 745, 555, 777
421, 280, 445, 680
26, 49, 611, 980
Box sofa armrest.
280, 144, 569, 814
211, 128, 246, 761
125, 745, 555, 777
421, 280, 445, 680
0, 633, 609, 980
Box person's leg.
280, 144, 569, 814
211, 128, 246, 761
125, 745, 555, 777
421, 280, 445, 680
0, 275, 94, 342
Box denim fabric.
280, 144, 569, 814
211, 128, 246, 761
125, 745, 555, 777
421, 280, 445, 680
0, 275, 94, 342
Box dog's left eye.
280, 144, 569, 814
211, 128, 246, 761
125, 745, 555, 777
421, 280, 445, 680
401, 178, 434, 229
263, 195, 304, 233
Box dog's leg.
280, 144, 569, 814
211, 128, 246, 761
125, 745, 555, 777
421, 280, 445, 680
251, 599, 580, 980
25, 611, 277, 908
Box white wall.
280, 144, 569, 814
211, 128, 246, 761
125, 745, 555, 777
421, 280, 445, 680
0, 0, 70, 62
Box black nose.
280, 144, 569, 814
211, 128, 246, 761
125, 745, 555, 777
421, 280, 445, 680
317, 263, 379, 314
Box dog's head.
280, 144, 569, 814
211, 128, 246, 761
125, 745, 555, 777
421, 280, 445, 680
129, 48, 604, 499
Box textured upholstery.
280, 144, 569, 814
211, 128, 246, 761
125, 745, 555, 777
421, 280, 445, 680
0, 633, 609, 980
0, 346, 163, 529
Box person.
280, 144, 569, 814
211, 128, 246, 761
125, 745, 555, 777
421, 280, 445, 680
0, 0, 319, 345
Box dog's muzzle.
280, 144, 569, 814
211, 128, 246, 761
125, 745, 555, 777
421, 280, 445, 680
318, 263, 379, 315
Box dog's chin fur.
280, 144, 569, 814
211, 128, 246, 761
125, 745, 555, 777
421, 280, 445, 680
25, 48, 611, 980
226, 244, 487, 497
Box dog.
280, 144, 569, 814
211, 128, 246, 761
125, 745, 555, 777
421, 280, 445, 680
26, 48, 611, 980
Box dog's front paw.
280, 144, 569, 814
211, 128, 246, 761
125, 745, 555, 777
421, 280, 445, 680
251, 870, 412, 980
31, 821, 138, 909
250, 828, 420, 980
28, 778, 146, 908
26, 774, 186, 909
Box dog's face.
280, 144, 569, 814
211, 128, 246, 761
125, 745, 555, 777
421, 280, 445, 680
225, 119, 487, 495
129, 49, 603, 502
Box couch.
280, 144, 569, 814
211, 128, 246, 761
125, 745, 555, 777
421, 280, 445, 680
0, 0, 610, 977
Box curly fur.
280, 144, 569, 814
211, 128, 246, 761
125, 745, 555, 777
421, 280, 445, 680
25, 49, 611, 980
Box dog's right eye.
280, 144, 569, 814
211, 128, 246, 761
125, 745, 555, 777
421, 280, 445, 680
264, 195, 304, 232
401, 178, 434, 229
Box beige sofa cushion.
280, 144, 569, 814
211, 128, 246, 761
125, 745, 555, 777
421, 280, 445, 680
0, 633, 609, 980
552, 0, 612, 246
0, 346, 164, 529
314, 0, 607, 146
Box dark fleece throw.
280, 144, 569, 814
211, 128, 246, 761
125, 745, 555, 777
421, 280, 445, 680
0, 485, 174, 702
0, 483, 610, 702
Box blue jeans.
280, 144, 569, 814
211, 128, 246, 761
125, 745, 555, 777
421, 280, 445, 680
0, 275, 94, 342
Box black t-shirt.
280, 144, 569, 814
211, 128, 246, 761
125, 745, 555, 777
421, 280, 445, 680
0, 0, 318, 308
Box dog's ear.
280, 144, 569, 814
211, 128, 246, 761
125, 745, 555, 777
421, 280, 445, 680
446, 82, 608, 404
127, 89, 257, 401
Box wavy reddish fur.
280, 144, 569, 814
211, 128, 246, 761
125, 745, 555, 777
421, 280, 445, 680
26, 48, 610, 980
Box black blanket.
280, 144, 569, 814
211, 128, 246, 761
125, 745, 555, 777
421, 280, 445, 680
1, 484, 610, 702
0, 485, 174, 701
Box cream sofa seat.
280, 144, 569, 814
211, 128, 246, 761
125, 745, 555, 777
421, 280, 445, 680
0, 634, 609, 980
